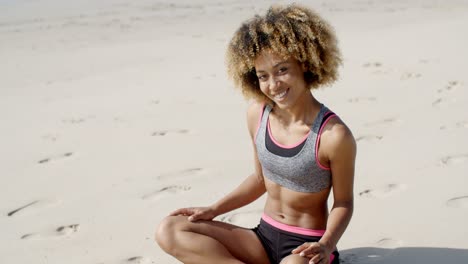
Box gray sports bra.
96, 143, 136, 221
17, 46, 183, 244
255, 104, 336, 193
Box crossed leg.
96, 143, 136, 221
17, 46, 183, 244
279, 254, 309, 264
156, 215, 270, 264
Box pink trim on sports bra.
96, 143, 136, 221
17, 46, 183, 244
314, 113, 337, 170
267, 117, 310, 149
254, 103, 266, 142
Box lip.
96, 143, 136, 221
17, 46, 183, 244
273, 88, 289, 101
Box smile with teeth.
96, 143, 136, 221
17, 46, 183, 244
273, 88, 289, 101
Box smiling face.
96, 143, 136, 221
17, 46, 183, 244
254, 51, 308, 108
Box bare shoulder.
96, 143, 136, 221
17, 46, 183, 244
321, 117, 356, 161
322, 117, 356, 202
246, 101, 266, 139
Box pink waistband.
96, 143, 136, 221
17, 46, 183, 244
261, 213, 326, 237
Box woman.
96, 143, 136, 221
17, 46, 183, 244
156, 4, 356, 264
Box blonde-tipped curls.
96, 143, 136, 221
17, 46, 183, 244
226, 4, 342, 104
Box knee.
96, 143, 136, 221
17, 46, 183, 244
280, 254, 308, 264
154, 216, 186, 252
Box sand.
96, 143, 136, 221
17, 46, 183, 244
1, 0, 467, 263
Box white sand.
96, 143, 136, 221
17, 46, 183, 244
1, 0, 468, 263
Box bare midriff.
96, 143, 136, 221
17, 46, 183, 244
263, 177, 331, 230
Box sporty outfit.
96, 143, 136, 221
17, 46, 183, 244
252, 103, 340, 264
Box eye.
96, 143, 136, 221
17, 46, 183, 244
278, 67, 288, 74
257, 75, 267, 81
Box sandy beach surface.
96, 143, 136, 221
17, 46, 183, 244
1, 0, 468, 263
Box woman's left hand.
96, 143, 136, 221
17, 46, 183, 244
291, 241, 332, 264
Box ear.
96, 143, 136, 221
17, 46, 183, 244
301, 63, 308, 72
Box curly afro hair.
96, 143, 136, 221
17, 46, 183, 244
226, 4, 342, 104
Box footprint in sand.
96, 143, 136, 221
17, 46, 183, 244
218, 210, 263, 225
440, 121, 468, 130
362, 61, 391, 74
359, 184, 407, 198
400, 72, 421, 80
62, 115, 96, 124
41, 134, 59, 142
21, 224, 80, 240
440, 154, 468, 165
356, 135, 383, 142
156, 168, 205, 181
38, 152, 73, 164
364, 117, 400, 127
129, 16, 143, 22
363, 62, 382, 68
142, 185, 191, 200
347, 97, 377, 103
456, 121, 468, 129
446, 196, 468, 209
418, 59, 429, 64
123, 256, 152, 264
432, 97, 456, 108
61, 118, 85, 124
418, 58, 440, 64
7, 198, 61, 217
113, 117, 128, 123
375, 238, 403, 248
151, 129, 189, 136
438, 80, 462, 93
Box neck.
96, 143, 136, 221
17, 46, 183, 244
272, 90, 321, 124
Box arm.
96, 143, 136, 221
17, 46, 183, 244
319, 121, 356, 253
211, 170, 265, 216
211, 101, 267, 216
294, 121, 356, 263
171, 102, 267, 220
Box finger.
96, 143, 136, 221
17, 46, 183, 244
309, 254, 324, 264
292, 243, 310, 254
301, 243, 321, 256
169, 208, 193, 216
169, 208, 185, 216
188, 213, 201, 221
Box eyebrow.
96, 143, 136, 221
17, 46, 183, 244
255, 61, 289, 73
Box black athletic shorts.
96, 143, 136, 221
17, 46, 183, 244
251, 214, 340, 264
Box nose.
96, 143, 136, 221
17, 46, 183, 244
268, 77, 280, 91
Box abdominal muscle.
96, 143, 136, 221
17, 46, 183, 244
263, 177, 331, 230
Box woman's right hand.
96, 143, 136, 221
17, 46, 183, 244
169, 206, 217, 222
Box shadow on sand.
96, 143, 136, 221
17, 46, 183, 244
339, 247, 468, 263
